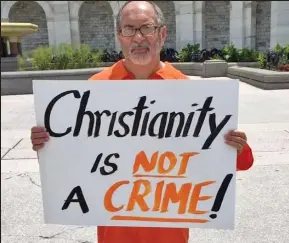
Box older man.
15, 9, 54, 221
31, 1, 254, 243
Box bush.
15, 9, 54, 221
18, 44, 123, 71
259, 43, 289, 71
160, 47, 179, 62
177, 44, 200, 62
18, 42, 287, 71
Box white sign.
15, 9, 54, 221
33, 79, 239, 230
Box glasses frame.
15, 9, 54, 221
119, 24, 163, 37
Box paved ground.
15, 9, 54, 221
1, 81, 289, 243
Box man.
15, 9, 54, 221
31, 1, 254, 243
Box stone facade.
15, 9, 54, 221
155, 1, 176, 49
205, 1, 230, 49
1, 1, 289, 53
8, 1, 49, 54
256, 1, 271, 52
79, 1, 115, 51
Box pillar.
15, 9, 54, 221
270, 1, 289, 48
193, 1, 205, 49
229, 1, 245, 48
50, 1, 72, 46
243, 1, 257, 49
8, 36, 19, 56
176, 1, 194, 51
70, 17, 81, 48
113, 14, 121, 52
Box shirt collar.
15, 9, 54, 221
109, 59, 184, 80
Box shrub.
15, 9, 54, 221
257, 52, 267, 69
17, 44, 124, 71
221, 42, 239, 62
238, 48, 258, 62
160, 47, 179, 62
177, 44, 201, 62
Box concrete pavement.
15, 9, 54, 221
1, 82, 289, 243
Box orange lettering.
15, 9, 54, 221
188, 181, 215, 214
160, 182, 192, 214
178, 152, 199, 175
133, 151, 159, 174
158, 152, 177, 174
152, 181, 164, 211
126, 179, 151, 212
104, 180, 129, 212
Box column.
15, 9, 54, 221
229, 1, 245, 48
193, 1, 205, 49
50, 1, 72, 46
243, 1, 257, 49
270, 1, 289, 48
70, 17, 80, 48
176, 1, 194, 51
113, 15, 121, 52
8, 36, 19, 56
47, 18, 56, 46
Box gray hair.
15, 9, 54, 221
116, 1, 165, 32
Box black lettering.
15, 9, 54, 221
100, 153, 120, 175
73, 91, 94, 137
193, 97, 214, 137
44, 90, 80, 137
140, 112, 150, 136
182, 104, 198, 137
148, 112, 168, 138
108, 112, 118, 136
202, 113, 232, 149
91, 153, 103, 173
165, 112, 185, 137
131, 96, 150, 136
94, 110, 111, 137
114, 112, 134, 137
61, 186, 89, 213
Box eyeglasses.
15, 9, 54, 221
119, 24, 161, 37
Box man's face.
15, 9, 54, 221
117, 2, 167, 65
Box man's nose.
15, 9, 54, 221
132, 29, 145, 42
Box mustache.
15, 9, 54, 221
130, 43, 150, 50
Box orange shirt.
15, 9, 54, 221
89, 60, 254, 243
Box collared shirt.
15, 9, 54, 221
89, 59, 188, 80
89, 59, 254, 243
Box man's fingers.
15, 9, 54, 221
227, 131, 247, 140
225, 135, 246, 146
32, 144, 44, 151
32, 138, 48, 145
225, 141, 243, 152
31, 126, 46, 133
31, 132, 49, 139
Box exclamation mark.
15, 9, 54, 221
209, 173, 233, 219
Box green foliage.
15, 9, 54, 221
18, 43, 108, 71
17, 42, 287, 71
238, 48, 258, 62
212, 54, 222, 60
257, 52, 267, 69
221, 42, 239, 62
31, 46, 54, 70
177, 44, 200, 62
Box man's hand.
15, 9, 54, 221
31, 126, 50, 151
224, 130, 247, 154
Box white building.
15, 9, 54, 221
1, 1, 289, 54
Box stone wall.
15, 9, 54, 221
204, 1, 230, 50
155, 1, 176, 49
79, 1, 115, 51
256, 1, 271, 52
8, 1, 49, 53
